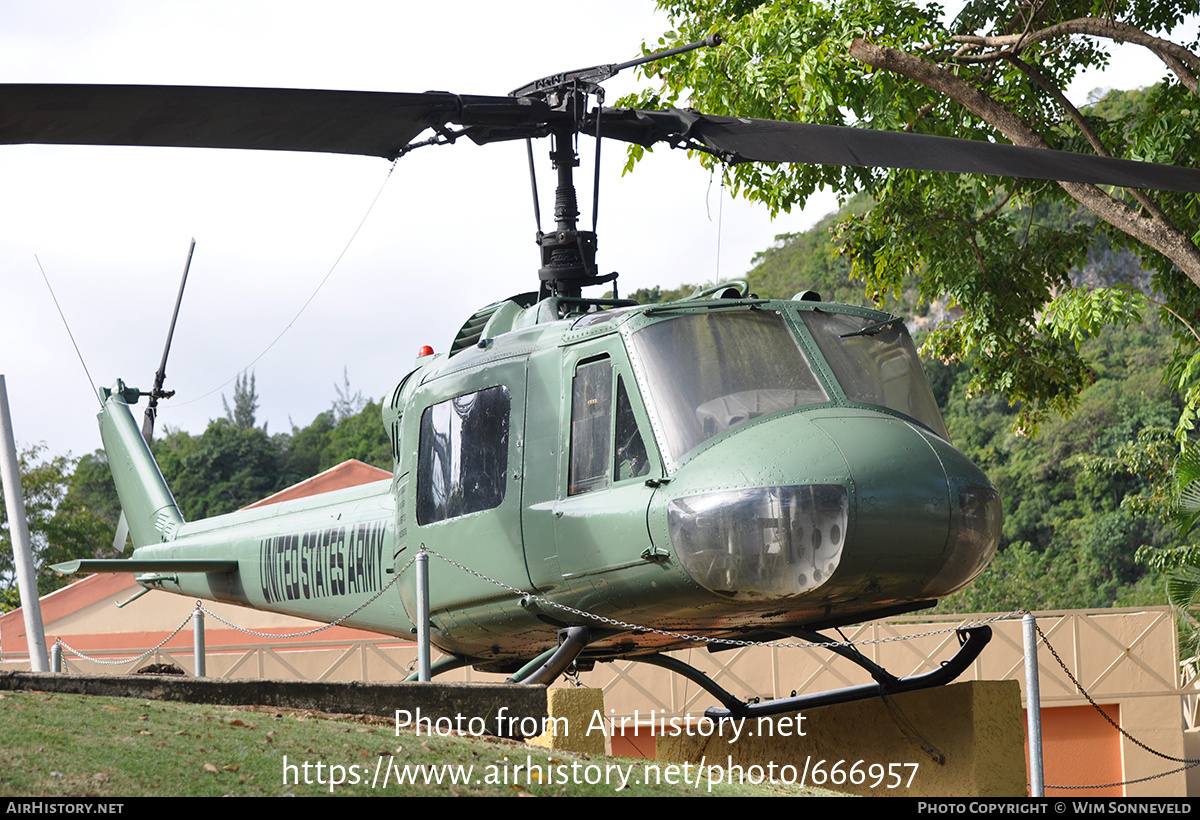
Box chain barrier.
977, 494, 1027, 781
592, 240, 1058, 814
55, 610, 194, 667
418, 546, 1019, 649
197, 568, 405, 639
1032, 621, 1200, 791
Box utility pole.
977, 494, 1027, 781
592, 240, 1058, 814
0, 375, 49, 671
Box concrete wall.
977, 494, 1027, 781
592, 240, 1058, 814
656, 680, 1026, 798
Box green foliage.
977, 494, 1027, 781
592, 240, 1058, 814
1063, 397, 1200, 655
154, 421, 280, 519
68, 375, 392, 523
744, 193, 916, 309
222, 371, 261, 432
630, 0, 1200, 433
66, 450, 123, 528
331, 367, 367, 423
0, 445, 115, 609
326, 400, 390, 467
277, 410, 336, 485
1129, 439, 1200, 656
1039, 286, 1148, 352
626, 283, 704, 304
1171, 443, 1200, 535
937, 541, 1104, 613
277, 400, 391, 488
1166, 338, 1200, 441
929, 314, 1183, 612
151, 397, 391, 520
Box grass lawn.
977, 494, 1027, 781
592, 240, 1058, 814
0, 689, 845, 797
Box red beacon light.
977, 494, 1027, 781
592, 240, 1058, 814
418, 345, 435, 357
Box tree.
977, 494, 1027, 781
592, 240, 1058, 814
1125, 441, 1200, 656
326, 400, 391, 469
0, 445, 114, 609
627, 0, 1200, 431
68, 450, 122, 528
153, 422, 281, 519
222, 371, 261, 432
331, 367, 367, 424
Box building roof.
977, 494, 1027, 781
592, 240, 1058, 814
240, 459, 391, 509
1, 460, 397, 658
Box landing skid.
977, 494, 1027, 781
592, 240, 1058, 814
402, 627, 592, 684
405, 624, 989, 721
629, 625, 992, 720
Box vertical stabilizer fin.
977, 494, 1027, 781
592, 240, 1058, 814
99, 380, 185, 546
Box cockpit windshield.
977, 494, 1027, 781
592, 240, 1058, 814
630, 310, 829, 463
800, 311, 950, 440
629, 307, 951, 463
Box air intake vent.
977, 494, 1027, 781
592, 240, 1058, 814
449, 301, 505, 355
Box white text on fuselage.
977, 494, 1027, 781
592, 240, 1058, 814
258, 521, 386, 604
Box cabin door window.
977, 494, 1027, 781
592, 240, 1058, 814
569, 358, 613, 495
415, 385, 511, 524
569, 357, 652, 496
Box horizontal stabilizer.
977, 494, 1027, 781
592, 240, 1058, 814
51, 558, 238, 574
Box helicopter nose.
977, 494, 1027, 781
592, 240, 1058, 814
661, 411, 999, 602
817, 413, 952, 549
663, 413, 851, 601
809, 413, 1000, 598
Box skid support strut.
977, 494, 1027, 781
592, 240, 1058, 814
508, 626, 591, 685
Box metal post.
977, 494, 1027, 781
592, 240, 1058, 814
51, 641, 62, 673
415, 548, 431, 682
193, 607, 206, 677
1023, 612, 1044, 797
0, 375, 49, 671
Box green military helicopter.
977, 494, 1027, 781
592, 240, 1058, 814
11, 37, 1200, 718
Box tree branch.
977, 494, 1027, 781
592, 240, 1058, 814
977, 188, 1017, 225
848, 38, 1200, 286
1147, 295, 1200, 346
1007, 55, 1168, 221
950, 18, 1199, 93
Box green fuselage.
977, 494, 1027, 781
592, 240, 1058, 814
102, 293, 1000, 672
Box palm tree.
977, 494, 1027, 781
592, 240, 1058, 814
1160, 445, 1200, 660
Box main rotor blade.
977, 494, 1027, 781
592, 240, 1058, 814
0, 85, 548, 159
6, 85, 1195, 192
598, 108, 1200, 194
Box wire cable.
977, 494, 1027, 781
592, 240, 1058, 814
167, 160, 399, 410
36, 254, 100, 407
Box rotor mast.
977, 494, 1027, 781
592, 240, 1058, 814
536, 120, 599, 299
513, 34, 722, 299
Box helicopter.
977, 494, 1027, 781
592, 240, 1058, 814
14, 34, 1200, 719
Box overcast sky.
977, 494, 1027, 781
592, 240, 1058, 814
1, 2, 1193, 462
